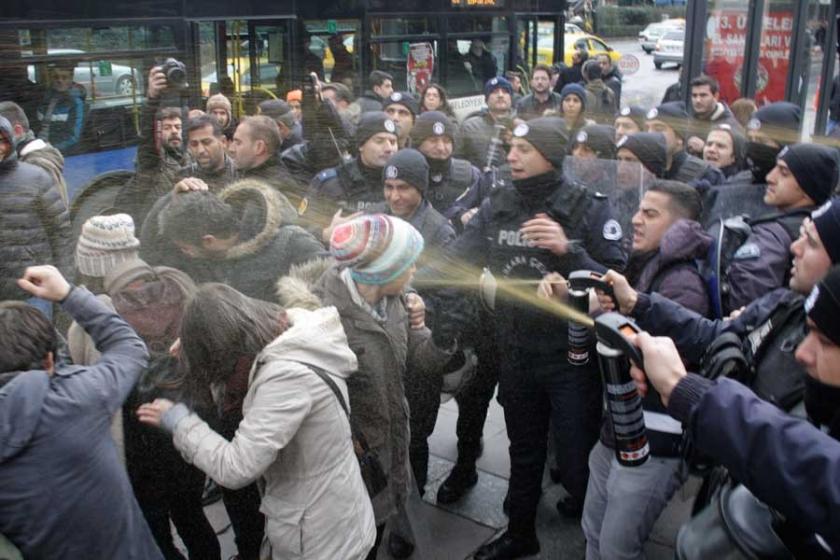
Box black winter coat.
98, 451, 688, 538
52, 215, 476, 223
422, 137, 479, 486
0, 148, 72, 300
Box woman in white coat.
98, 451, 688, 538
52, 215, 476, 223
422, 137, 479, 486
137, 283, 376, 559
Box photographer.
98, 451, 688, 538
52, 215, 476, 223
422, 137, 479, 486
116, 64, 190, 228
628, 265, 840, 556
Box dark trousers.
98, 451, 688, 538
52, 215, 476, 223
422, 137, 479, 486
219, 414, 265, 560
500, 351, 603, 538
125, 412, 221, 560
406, 361, 443, 494
453, 314, 501, 466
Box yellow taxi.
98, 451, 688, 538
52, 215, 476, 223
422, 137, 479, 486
537, 32, 621, 67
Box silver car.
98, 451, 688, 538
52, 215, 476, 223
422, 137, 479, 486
27, 49, 144, 97
638, 21, 684, 54
653, 30, 685, 69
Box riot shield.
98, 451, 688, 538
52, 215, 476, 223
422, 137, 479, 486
563, 156, 656, 252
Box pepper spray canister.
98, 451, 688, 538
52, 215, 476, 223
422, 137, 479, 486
567, 287, 591, 366
596, 341, 649, 467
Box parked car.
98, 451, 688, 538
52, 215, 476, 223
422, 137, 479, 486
638, 20, 684, 54
27, 49, 143, 97
653, 29, 685, 69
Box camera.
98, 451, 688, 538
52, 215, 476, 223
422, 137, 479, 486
160, 58, 188, 90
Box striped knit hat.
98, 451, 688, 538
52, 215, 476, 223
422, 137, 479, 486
75, 214, 141, 278
330, 214, 424, 285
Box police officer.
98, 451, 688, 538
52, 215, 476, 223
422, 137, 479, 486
301, 111, 398, 241
436, 117, 626, 559
599, 196, 840, 413
410, 111, 485, 231
723, 143, 838, 313
645, 101, 724, 187
703, 102, 803, 227
384, 92, 418, 148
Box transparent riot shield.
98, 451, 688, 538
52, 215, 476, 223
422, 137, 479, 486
563, 155, 657, 253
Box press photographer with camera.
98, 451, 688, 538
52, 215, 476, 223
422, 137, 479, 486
115, 61, 190, 228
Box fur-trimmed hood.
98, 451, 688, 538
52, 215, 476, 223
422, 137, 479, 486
275, 257, 334, 310
218, 178, 299, 260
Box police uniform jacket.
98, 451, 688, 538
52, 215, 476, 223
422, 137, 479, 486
448, 169, 626, 353
426, 157, 483, 224
726, 207, 812, 312
632, 287, 808, 410
666, 374, 840, 555
303, 158, 385, 229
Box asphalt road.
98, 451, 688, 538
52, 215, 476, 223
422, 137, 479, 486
608, 37, 682, 109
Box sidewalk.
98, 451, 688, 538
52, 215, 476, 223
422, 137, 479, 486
194, 392, 698, 559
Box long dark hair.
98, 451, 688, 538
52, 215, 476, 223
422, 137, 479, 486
179, 284, 288, 394
420, 83, 455, 117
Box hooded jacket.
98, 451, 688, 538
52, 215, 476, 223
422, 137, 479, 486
141, 179, 323, 302
458, 108, 512, 169
277, 264, 452, 523
0, 288, 158, 559
36, 83, 85, 152
18, 133, 68, 206
605, 219, 712, 456
0, 117, 73, 301
169, 306, 376, 559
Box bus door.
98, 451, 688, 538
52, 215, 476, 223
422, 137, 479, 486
194, 19, 293, 115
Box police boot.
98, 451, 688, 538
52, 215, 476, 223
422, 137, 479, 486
387, 532, 415, 559
556, 495, 583, 519
436, 462, 479, 504
473, 531, 540, 560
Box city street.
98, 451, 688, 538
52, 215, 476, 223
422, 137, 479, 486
609, 37, 683, 108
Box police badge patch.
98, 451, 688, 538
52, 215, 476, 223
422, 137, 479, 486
733, 242, 761, 260
805, 285, 819, 312
391, 92, 403, 101
576, 130, 588, 144
384, 119, 397, 133
620, 106, 631, 116
433, 122, 445, 135
602, 219, 623, 241
646, 108, 658, 120
385, 165, 399, 179
513, 123, 529, 137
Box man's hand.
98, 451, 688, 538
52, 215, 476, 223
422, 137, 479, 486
460, 207, 479, 226
322, 209, 363, 244
169, 338, 181, 359
629, 332, 687, 407
686, 136, 705, 157
17, 266, 71, 302
147, 66, 167, 99
173, 177, 209, 194
728, 306, 745, 321
136, 398, 175, 428
597, 270, 638, 315
537, 272, 569, 301
520, 213, 570, 256
405, 293, 426, 330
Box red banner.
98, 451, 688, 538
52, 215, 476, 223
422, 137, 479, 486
705, 9, 793, 105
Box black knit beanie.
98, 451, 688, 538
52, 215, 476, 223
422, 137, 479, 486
812, 198, 840, 265
410, 111, 456, 146
383, 148, 429, 194
572, 124, 617, 160
616, 132, 667, 178
356, 112, 398, 146
511, 116, 569, 169
778, 143, 839, 206
805, 264, 840, 346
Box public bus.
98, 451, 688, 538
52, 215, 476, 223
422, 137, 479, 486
0, 0, 566, 218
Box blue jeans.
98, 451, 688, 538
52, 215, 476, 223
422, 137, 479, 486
582, 441, 687, 560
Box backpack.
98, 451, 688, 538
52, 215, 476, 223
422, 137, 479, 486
702, 210, 808, 319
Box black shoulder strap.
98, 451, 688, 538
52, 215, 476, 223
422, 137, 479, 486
292, 360, 375, 453
302, 362, 350, 417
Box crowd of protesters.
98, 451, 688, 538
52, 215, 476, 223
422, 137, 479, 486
1, 47, 840, 560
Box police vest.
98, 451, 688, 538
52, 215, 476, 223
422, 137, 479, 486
334, 159, 384, 212
673, 153, 713, 184
427, 158, 475, 212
